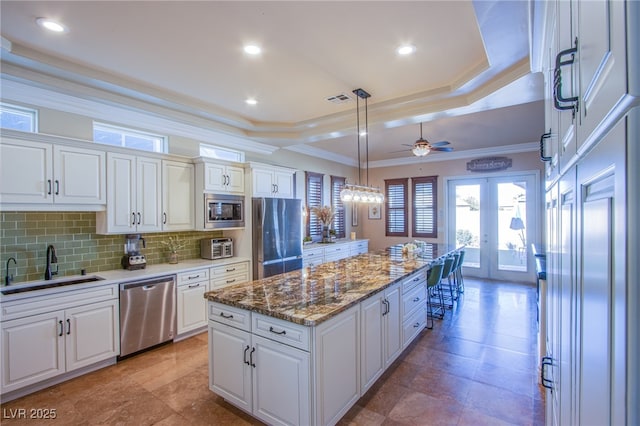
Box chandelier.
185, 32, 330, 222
340, 88, 384, 204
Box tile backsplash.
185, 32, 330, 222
1, 212, 223, 283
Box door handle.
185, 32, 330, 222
66, 318, 71, 335
250, 347, 256, 368
553, 37, 579, 115
58, 320, 64, 337
163, 212, 167, 224
47, 179, 52, 195
243, 345, 250, 365
132, 212, 136, 225
137, 212, 141, 225
269, 326, 287, 335
539, 131, 552, 162
541, 356, 554, 389
54, 180, 60, 195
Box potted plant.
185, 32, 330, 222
161, 236, 186, 264
303, 236, 313, 245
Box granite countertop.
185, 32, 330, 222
204, 244, 457, 326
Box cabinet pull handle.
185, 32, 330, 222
413, 297, 420, 302
243, 345, 250, 366
269, 326, 287, 335
188, 283, 201, 288
382, 299, 389, 316
275, 184, 278, 193
539, 131, 552, 162
541, 356, 554, 389
66, 318, 71, 335
250, 347, 256, 368
163, 212, 167, 224
137, 212, 141, 225
219, 312, 234, 319
188, 275, 201, 280
47, 179, 52, 195
413, 277, 420, 282
553, 37, 579, 115
226, 279, 236, 284
54, 180, 60, 195
413, 322, 421, 328
132, 212, 136, 225
58, 320, 64, 337
226, 268, 236, 272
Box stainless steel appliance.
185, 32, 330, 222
119, 275, 176, 357
121, 234, 147, 270
252, 197, 303, 279
204, 193, 244, 229
201, 237, 233, 260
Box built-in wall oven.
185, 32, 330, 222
204, 194, 244, 229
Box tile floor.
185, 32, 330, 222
0, 278, 544, 425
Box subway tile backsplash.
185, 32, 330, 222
1, 212, 222, 283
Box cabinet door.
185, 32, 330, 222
0, 139, 52, 203
208, 321, 252, 412
252, 168, 276, 197
65, 299, 119, 372
273, 170, 294, 198
162, 160, 194, 231
53, 145, 105, 204
1, 311, 65, 393
252, 335, 310, 426
226, 165, 245, 194
177, 282, 207, 334
384, 284, 403, 366
360, 293, 384, 392
104, 152, 137, 233
136, 157, 163, 232
204, 163, 227, 192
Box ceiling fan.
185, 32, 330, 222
393, 123, 454, 156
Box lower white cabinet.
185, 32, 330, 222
176, 269, 209, 336
401, 270, 427, 348
209, 308, 310, 426
210, 260, 250, 290
303, 240, 368, 267
1, 297, 118, 394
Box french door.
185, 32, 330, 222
447, 173, 538, 281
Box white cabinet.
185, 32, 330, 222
249, 163, 295, 198
322, 242, 350, 263
349, 240, 369, 256
401, 271, 427, 348
98, 153, 162, 234
1, 287, 119, 395
176, 269, 209, 336
162, 160, 194, 231
210, 260, 250, 290
208, 303, 311, 426
302, 240, 368, 268
196, 161, 245, 194
302, 247, 324, 268
360, 283, 401, 393
0, 139, 105, 206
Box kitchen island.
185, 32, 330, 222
204, 244, 458, 426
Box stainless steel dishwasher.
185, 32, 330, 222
119, 275, 176, 357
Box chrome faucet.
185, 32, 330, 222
5, 257, 17, 286
44, 245, 58, 280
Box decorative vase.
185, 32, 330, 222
322, 224, 331, 243
168, 252, 178, 264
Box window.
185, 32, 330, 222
199, 143, 245, 162
385, 178, 408, 237
306, 172, 324, 241
413, 176, 438, 238
93, 122, 167, 153
0, 103, 37, 132
331, 176, 346, 238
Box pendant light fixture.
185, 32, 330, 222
340, 88, 384, 204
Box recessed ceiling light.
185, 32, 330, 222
397, 45, 416, 55
244, 45, 262, 55
36, 18, 67, 33
245, 98, 258, 105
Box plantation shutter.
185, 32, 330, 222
306, 172, 324, 241
413, 176, 438, 238
385, 178, 408, 237
331, 176, 346, 238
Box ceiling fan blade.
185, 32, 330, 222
401, 144, 414, 147
430, 141, 450, 147
432, 147, 454, 152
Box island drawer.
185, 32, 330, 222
252, 313, 310, 351
177, 269, 209, 285
208, 302, 251, 331
402, 283, 426, 320
401, 270, 425, 293
402, 306, 426, 348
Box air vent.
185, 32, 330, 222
325, 93, 353, 104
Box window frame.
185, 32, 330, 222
305, 171, 324, 241
385, 178, 409, 237
93, 122, 168, 153
330, 175, 346, 239
0, 102, 38, 132
412, 175, 438, 238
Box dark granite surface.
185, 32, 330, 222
204, 244, 458, 326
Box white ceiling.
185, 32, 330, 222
0, 1, 544, 167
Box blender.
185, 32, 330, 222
121, 234, 147, 270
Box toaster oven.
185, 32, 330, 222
201, 238, 233, 260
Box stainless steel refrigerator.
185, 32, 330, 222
252, 197, 303, 279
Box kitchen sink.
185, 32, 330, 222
1, 276, 105, 295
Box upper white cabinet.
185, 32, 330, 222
97, 153, 163, 234
196, 160, 244, 195
249, 163, 295, 198
162, 160, 194, 231
0, 138, 105, 207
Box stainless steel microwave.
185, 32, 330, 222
204, 194, 245, 229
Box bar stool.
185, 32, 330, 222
455, 250, 466, 295
426, 262, 445, 329
439, 256, 456, 308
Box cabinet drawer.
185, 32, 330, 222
402, 270, 425, 293
402, 306, 426, 348
177, 269, 209, 285
323, 244, 348, 256
303, 248, 324, 260
252, 313, 310, 351
211, 272, 249, 289
349, 241, 368, 255
402, 284, 426, 320
210, 261, 249, 277
208, 302, 251, 331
